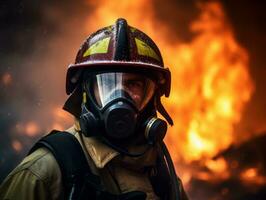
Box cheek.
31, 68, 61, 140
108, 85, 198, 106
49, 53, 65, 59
131, 94, 141, 102
128, 89, 143, 105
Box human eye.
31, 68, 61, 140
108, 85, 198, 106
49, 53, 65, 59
125, 80, 144, 89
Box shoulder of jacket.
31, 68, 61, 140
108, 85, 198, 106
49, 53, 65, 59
1, 148, 63, 200
8, 147, 61, 183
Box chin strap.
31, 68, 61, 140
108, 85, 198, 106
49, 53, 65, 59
155, 95, 173, 126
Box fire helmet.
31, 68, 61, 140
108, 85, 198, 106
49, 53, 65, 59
66, 18, 171, 98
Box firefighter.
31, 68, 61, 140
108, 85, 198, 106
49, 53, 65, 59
0, 18, 188, 200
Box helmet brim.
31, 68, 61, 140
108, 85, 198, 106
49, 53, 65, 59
66, 61, 171, 97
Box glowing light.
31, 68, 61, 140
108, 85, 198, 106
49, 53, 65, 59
53, 107, 71, 120
2, 73, 12, 85
216, 96, 233, 117
242, 168, 257, 179
240, 168, 266, 185
164, 2, 253, 162
205, 158, 228, 174
187, 125, 215, 160
51, 107, 73, 130
51, 123, 64, 131
12, 140, 22, 152
15, 122, 40, 137
25, 122, 40, 137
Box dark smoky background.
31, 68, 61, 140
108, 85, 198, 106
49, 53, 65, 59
0, 0, 266, 198
0, 0, 91, 180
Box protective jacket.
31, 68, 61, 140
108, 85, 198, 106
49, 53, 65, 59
0, 125, 188, 200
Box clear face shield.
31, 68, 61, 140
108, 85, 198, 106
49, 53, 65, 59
85, 72, 156, 111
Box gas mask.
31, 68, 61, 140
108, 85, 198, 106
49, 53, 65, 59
79, 72, 168, 156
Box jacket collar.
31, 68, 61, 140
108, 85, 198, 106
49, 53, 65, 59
67, 120, 157, 170
66, 124, 119, 169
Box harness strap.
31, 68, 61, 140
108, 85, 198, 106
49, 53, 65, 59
29, 130, 102, 199
28, 130, 147, 200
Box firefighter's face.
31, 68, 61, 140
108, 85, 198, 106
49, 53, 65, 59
90, 72, 155, 111
117, 73, 145, 106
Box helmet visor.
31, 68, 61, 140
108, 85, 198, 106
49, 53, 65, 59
88, 72, 155, 111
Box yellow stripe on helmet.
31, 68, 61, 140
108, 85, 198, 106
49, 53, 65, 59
135, 38, 160, 61
83, 37, 111, 57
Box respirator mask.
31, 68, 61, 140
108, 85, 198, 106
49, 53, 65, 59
79, 72, 168, 156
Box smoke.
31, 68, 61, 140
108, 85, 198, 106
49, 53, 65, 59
0, 0, 92, 180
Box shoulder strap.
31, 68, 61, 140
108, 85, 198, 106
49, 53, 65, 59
29, 130, 147, 200
29, 130, 102, 199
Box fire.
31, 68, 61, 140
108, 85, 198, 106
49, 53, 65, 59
241, 168, 258, 179
240, 168, 266, 185
85, 0, 156, 33
84, 0, 253, 166
205, 158, 228, 174
163, 2, 253, 163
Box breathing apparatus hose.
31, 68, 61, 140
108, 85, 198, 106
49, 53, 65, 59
161, 142, 180, 200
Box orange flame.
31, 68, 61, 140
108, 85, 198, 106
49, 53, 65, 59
240, 168, 266, 185
205, 158, 228, 174
164, 2, 253, 163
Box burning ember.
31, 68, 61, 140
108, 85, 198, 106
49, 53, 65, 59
15, 121, 40, 137
11, 140, 22, 152
2, 73, 12, 86
240, 168, 266, 185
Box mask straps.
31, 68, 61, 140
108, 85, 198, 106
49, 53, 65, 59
155, 95, 174, 126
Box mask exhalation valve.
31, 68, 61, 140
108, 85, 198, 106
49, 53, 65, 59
104, 102, 137, 140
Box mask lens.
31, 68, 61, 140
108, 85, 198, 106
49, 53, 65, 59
87, 72, 155, 111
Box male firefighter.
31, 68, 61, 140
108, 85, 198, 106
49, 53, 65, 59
0, 18, 188, 200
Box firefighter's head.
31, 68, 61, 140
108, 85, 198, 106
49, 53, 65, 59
64, 18, 172, 149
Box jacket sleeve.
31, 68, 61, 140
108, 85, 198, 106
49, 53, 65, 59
0, 169, 50, 200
